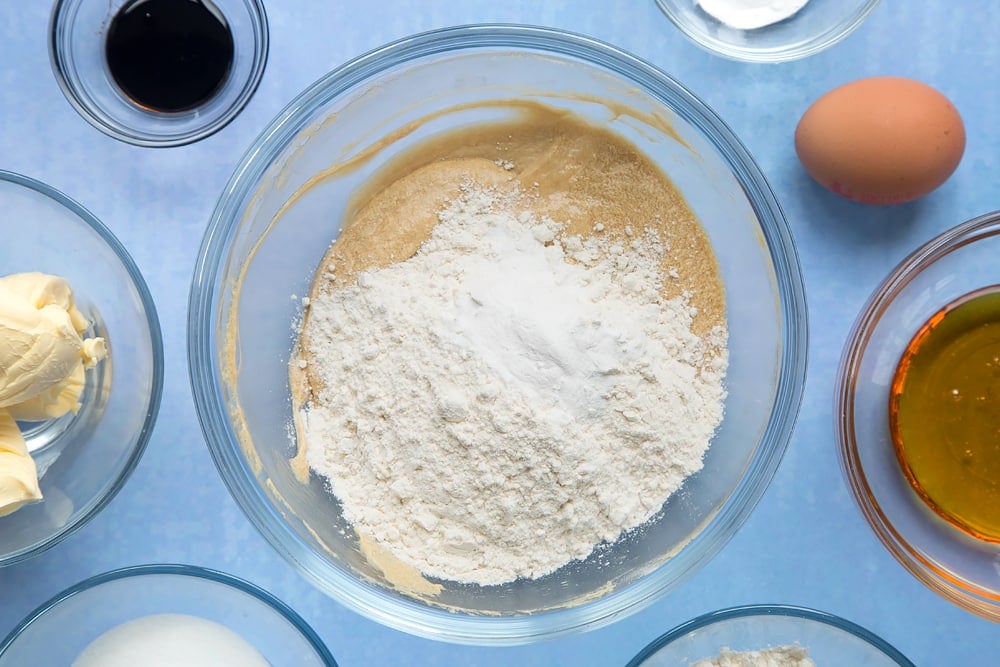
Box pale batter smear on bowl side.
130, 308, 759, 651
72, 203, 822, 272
290, 104, 728, 586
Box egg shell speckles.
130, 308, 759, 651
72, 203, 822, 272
795, 76, 966, 206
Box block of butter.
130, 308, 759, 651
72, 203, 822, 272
0, 273, 107, 516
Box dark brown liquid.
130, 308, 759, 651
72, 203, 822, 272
105, 0, 234, 113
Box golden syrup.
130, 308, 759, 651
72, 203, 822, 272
889, 285, 1000, 542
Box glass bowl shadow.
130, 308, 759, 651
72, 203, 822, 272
627, 604, 914, 666
188, 24, 808, 645
0, 170, 162, 566
654, 0, 881, 63
0, 564, 336, 665
836, 210, 1000, 622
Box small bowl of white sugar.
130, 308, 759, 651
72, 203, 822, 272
654, 0, 881, 62
189, 25, 808, 645
627, 605, 915, 666
0, 564, 336, 666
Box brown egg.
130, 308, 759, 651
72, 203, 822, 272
795, 77, 965, 205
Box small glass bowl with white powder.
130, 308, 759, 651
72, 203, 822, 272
0, 564, 336, 666
654, 0, 881, 62
627, 605, 915, 667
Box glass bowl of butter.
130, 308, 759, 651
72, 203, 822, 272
0, 170, 162, 566
655, 0, 881, 62
189, 25, 807, 644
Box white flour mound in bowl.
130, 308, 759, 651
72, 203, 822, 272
300, 186, 728, 585
690, 645, 815, 667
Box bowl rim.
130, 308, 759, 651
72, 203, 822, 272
625, 603, 916, 666
0, 563, 338, 665
0, 169, 164, 567
835, 209, 1000, 621
47, 0, 270, 148
188, 23, 808, 645
653, 0, 882, 63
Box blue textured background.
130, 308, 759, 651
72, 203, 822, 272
1, 2, 997, 665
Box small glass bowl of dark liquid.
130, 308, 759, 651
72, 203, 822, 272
50, 0, 268, 147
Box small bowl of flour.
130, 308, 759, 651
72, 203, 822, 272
654, 0, 881, 62
627, 605, 915, 667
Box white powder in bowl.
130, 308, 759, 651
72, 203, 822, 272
73, 614, 269, 667
690, 646, 815, 666
694, 0, 810, 30
300, 186, 727, 585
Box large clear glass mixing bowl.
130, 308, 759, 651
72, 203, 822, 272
188, 24, 807, 645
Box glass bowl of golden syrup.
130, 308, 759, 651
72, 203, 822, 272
49, 0, 268, 147
836, 210, 1000, 622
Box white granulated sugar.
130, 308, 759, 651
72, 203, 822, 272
694, 0, 810, 30
301, 186, 727, 585
72, 614, 269, 667
690, 646, 815, 667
